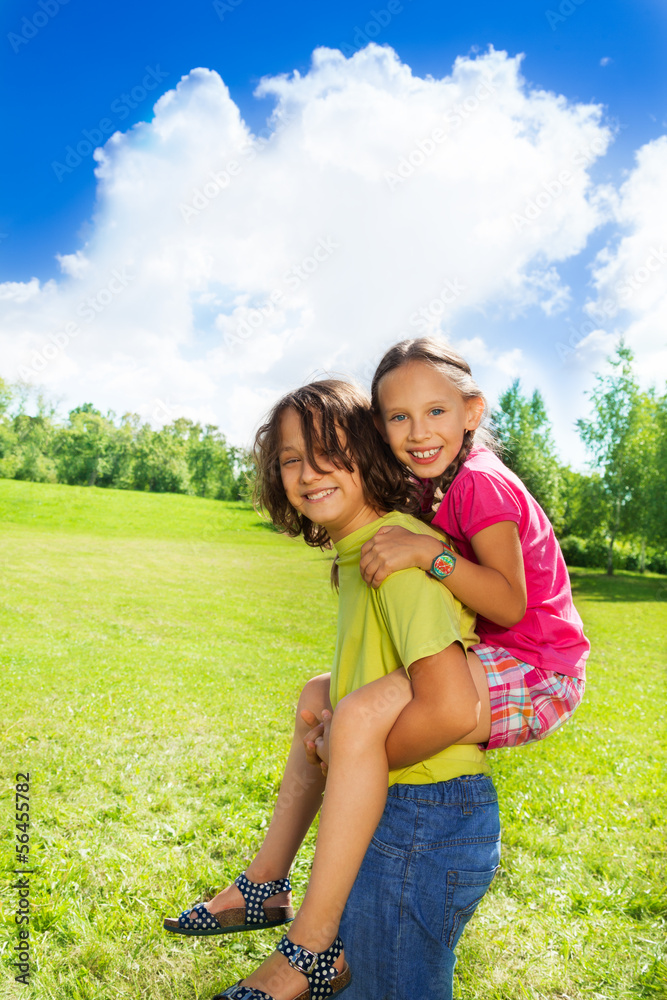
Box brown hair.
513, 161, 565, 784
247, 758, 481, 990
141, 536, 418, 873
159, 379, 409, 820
253, 379, 420, 552
370, 337, 498, 497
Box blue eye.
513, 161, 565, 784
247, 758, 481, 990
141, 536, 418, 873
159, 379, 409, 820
430, 408, 444, 416
390, 414, 407, 422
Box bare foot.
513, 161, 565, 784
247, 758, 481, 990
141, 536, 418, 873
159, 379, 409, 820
242, 944, 346, 1000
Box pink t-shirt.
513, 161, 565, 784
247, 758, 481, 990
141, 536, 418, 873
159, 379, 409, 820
431, 446, 589, 679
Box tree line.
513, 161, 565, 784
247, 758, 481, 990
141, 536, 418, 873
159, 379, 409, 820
0, 385, 252, 501
493, 342, 666, 575
1, 341, 665, 573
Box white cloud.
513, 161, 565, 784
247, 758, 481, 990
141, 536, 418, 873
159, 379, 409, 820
0, 45, 616, 440
584, 135, 667, 383
0, 277, 44, 303
56, 250, 91, 279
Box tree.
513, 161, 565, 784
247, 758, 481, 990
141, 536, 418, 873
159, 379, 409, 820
0, 376, 257, 504
576, 341, 640, 575
492, 380, 565, 532
8, 388, 59, 483
106, 413, 140, 490
0, 377, 12, 417
623, 387, 667, 569
53, 406, 117, 487
131, 421, 191, 494
187, 423, 236, 499
229, 445, 256, 501
0, 378, 18, 478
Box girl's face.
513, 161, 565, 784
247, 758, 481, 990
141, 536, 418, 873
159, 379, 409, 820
376, 361, 483, 479
278, 407, 380, 542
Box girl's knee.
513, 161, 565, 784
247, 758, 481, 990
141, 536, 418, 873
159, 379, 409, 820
297, 672, 331, 716
334, 674, 410, 736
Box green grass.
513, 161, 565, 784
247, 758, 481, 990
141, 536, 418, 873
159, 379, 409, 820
0, 479, 665, 1000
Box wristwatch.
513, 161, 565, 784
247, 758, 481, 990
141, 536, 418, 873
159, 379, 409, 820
429, 546, 457, 580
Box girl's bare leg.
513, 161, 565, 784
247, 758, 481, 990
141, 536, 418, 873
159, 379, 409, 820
242, 669, 413, 1000
291, 669, 413, 943
459, 650, 492, 745
189, 673, 331, 921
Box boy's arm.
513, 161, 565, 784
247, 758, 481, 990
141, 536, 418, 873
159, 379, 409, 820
384, 642, 480, 770
303, 648, 479, 776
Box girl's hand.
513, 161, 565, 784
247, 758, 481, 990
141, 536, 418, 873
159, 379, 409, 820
360, 526, 442, 589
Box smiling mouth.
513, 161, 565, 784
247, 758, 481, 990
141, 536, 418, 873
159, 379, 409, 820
304, 487, 337, 501
409, 447, 442, 463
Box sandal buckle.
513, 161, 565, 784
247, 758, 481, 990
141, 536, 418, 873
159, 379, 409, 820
288, 944, 318, 974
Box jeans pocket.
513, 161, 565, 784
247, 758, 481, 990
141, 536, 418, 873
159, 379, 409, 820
442, 866, 498, 949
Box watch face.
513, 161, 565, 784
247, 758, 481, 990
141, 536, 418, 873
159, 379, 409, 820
433, 552, 455, 578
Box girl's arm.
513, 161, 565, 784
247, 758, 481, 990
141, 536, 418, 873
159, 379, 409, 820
384, 642, 482, 768
360, 521, 527, 628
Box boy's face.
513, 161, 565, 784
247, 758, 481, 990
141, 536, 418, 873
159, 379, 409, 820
376, 361, 483, 479
278, 407, 379, 542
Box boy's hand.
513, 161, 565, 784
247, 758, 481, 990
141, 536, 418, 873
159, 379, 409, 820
300, 708, 332, 776
301, 709, 324, 768
360, 526, 440, 588
313, 710, 332, 777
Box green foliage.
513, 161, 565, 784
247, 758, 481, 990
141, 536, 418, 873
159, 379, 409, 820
0, 481, 665, 1000
559, 534, 667, 573
0, 358, 664, 570
0, 387, 249, 501
624, 387, 667, 554
576, 341, 646, 574
0, 375, 13, 415
491, 381, 565, 532
131, 421, 192, 494
54, 406, 117, 487
560, 468, 606, 538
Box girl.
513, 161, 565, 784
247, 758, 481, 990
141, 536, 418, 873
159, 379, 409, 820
165, 379, 500, 1000
361, 336, 589, 753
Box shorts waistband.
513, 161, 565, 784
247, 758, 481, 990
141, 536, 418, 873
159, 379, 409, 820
387, 774, 497, 806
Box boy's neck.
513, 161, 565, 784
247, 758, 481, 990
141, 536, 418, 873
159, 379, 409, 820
327, 504, 384, 544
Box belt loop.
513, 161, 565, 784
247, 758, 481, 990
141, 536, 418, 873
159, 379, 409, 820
461, 777, 472, 816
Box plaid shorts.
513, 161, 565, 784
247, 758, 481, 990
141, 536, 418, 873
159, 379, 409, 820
473, 642, 585, 751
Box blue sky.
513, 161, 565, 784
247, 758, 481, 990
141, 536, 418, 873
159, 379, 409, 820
3, 0, 665, 281
2, 0, 666, 463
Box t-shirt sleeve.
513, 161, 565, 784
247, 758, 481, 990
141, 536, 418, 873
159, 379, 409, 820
375, 568, 465, 675
437, 470, 522, 540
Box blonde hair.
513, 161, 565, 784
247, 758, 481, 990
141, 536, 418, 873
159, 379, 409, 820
370, 337, 498, 495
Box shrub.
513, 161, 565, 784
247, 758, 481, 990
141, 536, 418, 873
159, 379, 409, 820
559, 535, 666, 574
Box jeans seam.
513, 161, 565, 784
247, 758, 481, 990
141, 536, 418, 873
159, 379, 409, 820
396, 850, 413, 999
399, 795, 498, 807
407, 836, 501, 851
369, 836, 409, 859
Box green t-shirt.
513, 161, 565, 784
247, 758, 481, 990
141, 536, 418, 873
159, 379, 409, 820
331, 510, 489, 786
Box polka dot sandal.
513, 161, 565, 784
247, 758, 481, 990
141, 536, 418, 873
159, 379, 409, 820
163, 873, 294, 936
212, 933, 351, 1000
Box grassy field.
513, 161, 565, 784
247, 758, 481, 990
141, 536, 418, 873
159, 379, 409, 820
0, 479, 665, 1000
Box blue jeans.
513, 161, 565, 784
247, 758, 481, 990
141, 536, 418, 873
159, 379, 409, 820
339, 775, 500, 1000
